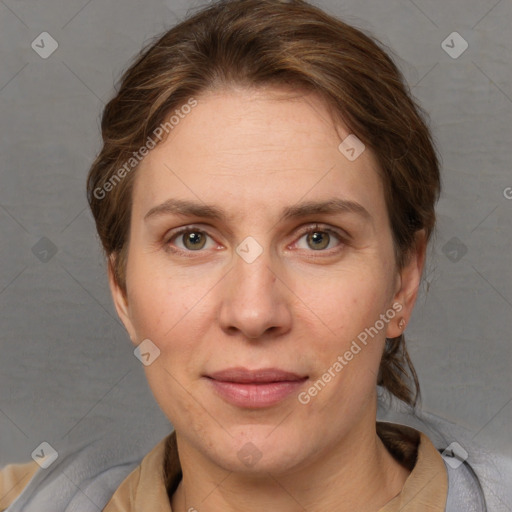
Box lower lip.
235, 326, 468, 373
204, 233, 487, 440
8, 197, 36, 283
206, 378, 307, 408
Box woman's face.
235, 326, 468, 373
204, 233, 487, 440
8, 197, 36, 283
110, 87, 423, 474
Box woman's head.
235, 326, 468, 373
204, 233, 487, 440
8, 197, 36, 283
87, 0, 440, 472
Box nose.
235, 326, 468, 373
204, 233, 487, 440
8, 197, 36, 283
217, 244, 293, 340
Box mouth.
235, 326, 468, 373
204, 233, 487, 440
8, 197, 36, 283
204, 367, 308, 408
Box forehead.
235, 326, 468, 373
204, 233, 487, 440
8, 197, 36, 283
132, 87, 385, 224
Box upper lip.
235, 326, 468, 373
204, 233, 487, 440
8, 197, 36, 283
206, 367, 307, 383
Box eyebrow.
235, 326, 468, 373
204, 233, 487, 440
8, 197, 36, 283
144, 197, 372, 224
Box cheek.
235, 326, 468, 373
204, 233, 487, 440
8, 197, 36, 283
291, 265, 392, 402
126, 265, 214, 387
126, 256, 195, 340
292, 263, 391, 339
143, 361, 214, 442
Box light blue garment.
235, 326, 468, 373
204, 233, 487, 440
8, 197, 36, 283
5, 394, 511, 511
377, 391, 512, 512
4, 416, 162, 512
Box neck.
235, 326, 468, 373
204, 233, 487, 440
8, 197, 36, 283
171, 415, 410, 512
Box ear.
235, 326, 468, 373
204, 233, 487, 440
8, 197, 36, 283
385, 229, 427, 339
107, 254, 138, 344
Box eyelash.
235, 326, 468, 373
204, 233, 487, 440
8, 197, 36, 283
163, 223, 347, 257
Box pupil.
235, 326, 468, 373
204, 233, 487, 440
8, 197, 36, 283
186, 232, 203, 248
189, 233, 200, 243
309, 231, 329, 250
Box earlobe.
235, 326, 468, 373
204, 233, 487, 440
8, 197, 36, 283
107, 254, 137, 344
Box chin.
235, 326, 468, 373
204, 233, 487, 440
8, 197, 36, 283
208, 426, 310, 474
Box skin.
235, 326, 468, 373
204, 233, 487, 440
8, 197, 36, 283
109, 86, 427, 512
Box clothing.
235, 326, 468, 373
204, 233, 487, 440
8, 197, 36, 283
1, 404, 510, 511
105, 422, 449, 511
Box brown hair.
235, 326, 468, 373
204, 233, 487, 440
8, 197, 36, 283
87, 0, 441, 408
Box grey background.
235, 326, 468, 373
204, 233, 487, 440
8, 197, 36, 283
0, 0, 511, 467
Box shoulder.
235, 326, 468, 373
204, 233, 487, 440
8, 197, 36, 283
443, 434, 512, 511
419, 410, 512, 510
0, 460, 40, 510
378, 392, 512, 510
0, 421, 172, 512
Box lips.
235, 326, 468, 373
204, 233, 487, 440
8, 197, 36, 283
204, 367, 308, 408
207, 367, 307, 383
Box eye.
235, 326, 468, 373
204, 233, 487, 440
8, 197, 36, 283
294, 224, 345, 252
165, 226, 217, 252
163, 223, 346, 256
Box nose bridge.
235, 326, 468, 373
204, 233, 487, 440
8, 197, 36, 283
232, 238, 278, 308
